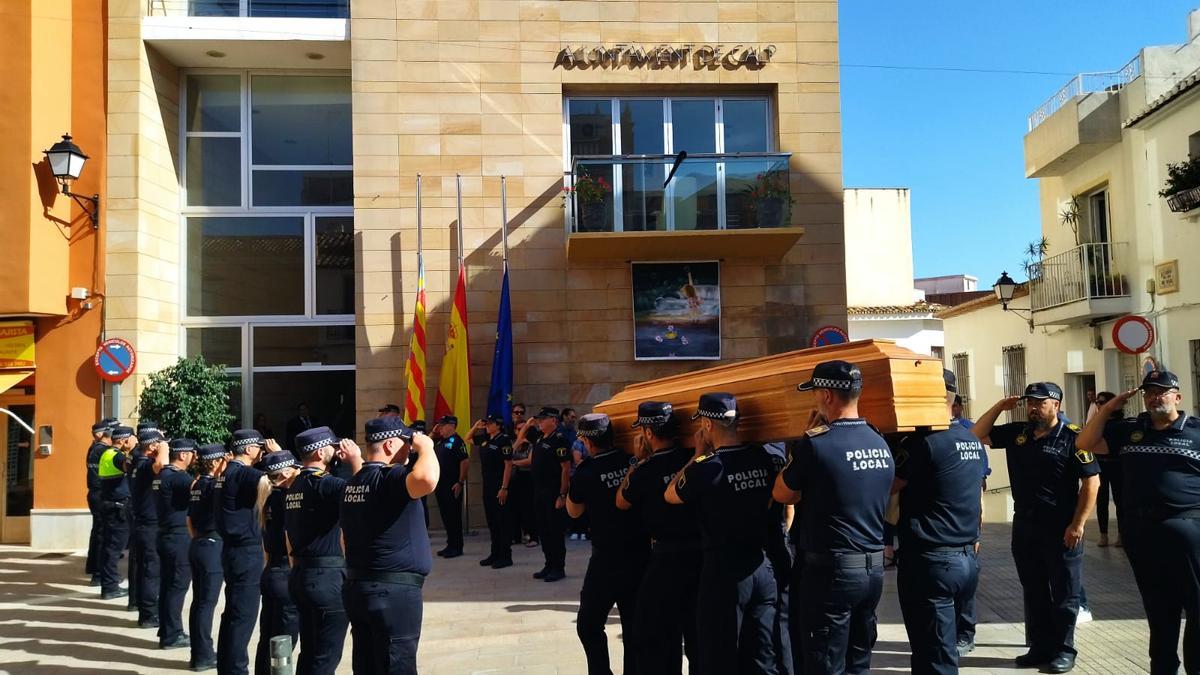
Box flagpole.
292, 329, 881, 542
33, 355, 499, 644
416, 173, 423, 260
500, 175, 508, 263
455, 173, 464, 263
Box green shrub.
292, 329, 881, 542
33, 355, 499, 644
137, 356, 235, 444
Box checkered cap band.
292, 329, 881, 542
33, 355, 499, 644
635, 414, 671, 426
297, 438, 334, 455
695, 409, 737, 420
262, 456, 295, 473
365, 428, 409, 443
577, 427, 604, 438
231, 435, 264, 449
198, 444, 226, 461
809, 377, 856, 390
111, 427, 134, 440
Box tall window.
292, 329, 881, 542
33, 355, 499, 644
952, 352, 971, 418
190, 0, 349, 17
1002, 345, 1027, 424
181, 71, 355, 444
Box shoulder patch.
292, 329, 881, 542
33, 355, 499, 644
1067, 423, 1082, 433
1075, 449, 1095, 465
313, 470, 326, 478
1131, 430, 1144, 442
1016, 434, 1028, 446
805, 425, 830, 438
694, 453, 711, 463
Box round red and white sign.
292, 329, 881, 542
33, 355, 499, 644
1112, 316, 1154, 355
94, 338, 137, 383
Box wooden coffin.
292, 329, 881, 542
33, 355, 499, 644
594, 339, 948, 448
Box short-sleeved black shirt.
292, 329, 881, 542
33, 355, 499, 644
340, 462, 431, 574
189, 474, 217, 534
1108, 413, 1200, 515
990, 420, 1099, 519
1099, 417, 1129, 460
214, 459, 266, 547
894, 426, 985, 549
675, 444, 775, 560
86, 440, 106, 492
263, 488, 289, 564
434, 434, 469, 489
153, 465, 193, 530
569, 449, 649, 556
781, 418, 894, 554
129, 453, 159, 524
532, 427, 571, 495
622, 447, 700, 547
285, 467, 347, 558
477, 432, 513, 485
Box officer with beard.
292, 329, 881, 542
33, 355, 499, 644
973, 383, 1099, 673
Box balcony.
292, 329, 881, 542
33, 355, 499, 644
1023, 55, 1141, 178
564, 153, 804, 261
1029, 242, 1133, 325
1167, 185, 1200, 214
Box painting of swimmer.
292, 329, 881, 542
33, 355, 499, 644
631, 261, 721, 360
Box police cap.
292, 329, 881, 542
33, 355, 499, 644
437, 415, 458, 426
365, 416, 414, 444
533, 406, 560, 420
168, 438, 198, 457
1022, 382, 1063, 401
377, 403, 401, 414
294, 426, 339, 456
138, 429, 166, 445
483, 413, 505, 425
1141, 370, 1181, 391
137, 419, 160, 434
576, 413, 611, 438
691, 392, 738, 422
111, 426, 135, 441
229, 429, 265, 452
797, 360, 863, 393
410, 420, 427, 433
198, 443, 227, 462
631, 401, 674, 429
92, 419, 117, 434
257, 450, 296, 474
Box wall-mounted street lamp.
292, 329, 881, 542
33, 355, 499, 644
43, 133, 99, 229
992, 271, 1033, 332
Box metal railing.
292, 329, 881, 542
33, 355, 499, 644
1167, 185, 1200, 213
149, 0, 348, 17
1027, 54, 1142, 131
1029, 242, 1129, 311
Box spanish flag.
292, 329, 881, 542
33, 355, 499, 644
433, 266, 471, 422
402, 256, 428, 425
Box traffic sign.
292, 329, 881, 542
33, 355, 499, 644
94, 338, 137, 383
810, 325, 849, 348
1112, 316, 1155, 355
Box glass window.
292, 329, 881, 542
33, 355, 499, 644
252, 170, 353, 207
186, 217, 305, 316
618, 100, 665, 231
671, 100, 719, 230
618, 100, 664, 154
671, 100, 716, 153
186, 327, 243, 368
315, 217, 354, 315
253, 325, 354, 367
186, 138, 241, 207
190, 0, 240, 16
186, 75, 241, 132
253, 370, 356, 449
723, 99, 770, 152
249, 0, 349, 18
251, 76, 352, 166
568, 100, 613, 156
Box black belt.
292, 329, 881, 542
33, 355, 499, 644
291, 555, 345, 569
158, 526, 189, 535
1125, 507, 1200, 521
195, 530, 221, 540
346, 569, 425, 587
906, 544, 975, 555
804, 550, 886, 569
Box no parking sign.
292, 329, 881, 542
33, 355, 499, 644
94, 338, 137, 383
810, 325, 849, 348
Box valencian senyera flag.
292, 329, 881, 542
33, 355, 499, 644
402, 256, 428, 426
486, 261, 513, 421
433, 266, 471, 424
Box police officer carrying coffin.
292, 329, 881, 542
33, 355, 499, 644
514, 407, 572, 582
153, 436, 197, 650
617, 401, 701, 675
286, 427, 350, 675
892, 369, 985, 674
188, 443, 227, 671
973, 382, 1099, 673
1077, 369, 1200, 674
215, 429, 274, 675
255, 449, 299, 675
432, 415, 469, 559
130, 424, 164, 626
339, 415, 439, 674
566, 413, 650, 675
97, 425, 135, 599
85, 418, 117, 585
666, 392, 778, 675
471, 413, 514, 569
772, 360, 894, 675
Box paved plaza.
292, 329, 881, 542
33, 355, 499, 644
0, 521, 1160, 674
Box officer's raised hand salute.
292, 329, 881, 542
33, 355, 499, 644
523, 408, 571, 582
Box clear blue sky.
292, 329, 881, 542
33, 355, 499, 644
840, 2, 1198, 287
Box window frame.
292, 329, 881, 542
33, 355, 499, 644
189, 0, 349, 18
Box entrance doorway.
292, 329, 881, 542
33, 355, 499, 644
0, 400, 33, 544
1065, 373, 1097, 425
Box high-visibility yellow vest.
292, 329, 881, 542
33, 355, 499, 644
97, 447, 123, 478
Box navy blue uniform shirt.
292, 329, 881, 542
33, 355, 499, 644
214, 459, 266, 547
434, 434, 469, 489
676, 444, 775, 559
99, 448, 131, 501
622, 446, 700, 546
569, 449, 648, 554
86, 440, 106, 492
340, 462, 432, 574
532, 427, 571, 494
781, 418, 894, 554
154, 465, 193, 529
894, 426, 985, 548
129, 453, 158, 524
189, 474, 218, 534
1108, 412, 1200, 515
477, 432, 513, 485
1099, 417, 1128, 461
263, 488, 289, 563
990, 420, 1099, 518
285, 467, 347, 558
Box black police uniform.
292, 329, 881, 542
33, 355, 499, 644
1109, 408, 1200, 674
97, 434, 132, 597
569, 436, 650, 674
189, 445, 225, 669
532, 424, 571, 577
155, 449, 195, 648
894, 425, 985, 674
129, 447, 161, 623
476, 428, 514, 566
509, 424, 542, 544
763, 443, 794, 675
433, 432, 468, 555
1096, 414, 1126, 540
254, 479, 299, 675
286, 464, 350, 675
215, 441, 268, 675
989, 417, 1098, 662
85, 423, 113, 578
781, 418, 894, 675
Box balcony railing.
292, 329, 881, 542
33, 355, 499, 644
1029, 242, 1129, 312
1167, 185, 1200, 213
150, 0, 348, 17
568, 153, 792, 233
1027, 54, 1142, 132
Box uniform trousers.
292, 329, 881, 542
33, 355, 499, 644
344, 577, 424, 675
797, 551, 885, 675
218, 543, 264, 675
767, 538, 795, 675
98, 499, 130, 594
86, 490, 102, 575
157, 530, 191, 645
897, 547, 980, 675
433, 484, 464, 552
1010, 514, 1082, 660
255, 564, 299, 675
290, 564, 349, 675
955, 553, 980, 646
1097, 460, 1124, 535
189, 536, 223, 667
509, 470, 536, 542
1123, 515, 1200, 675
633, 546, 700, 675
481, 477, 512, 562
130, 523, 161, 621
695, 551, 777, 675
534, 490, 566, 572
576, 549, 648, 675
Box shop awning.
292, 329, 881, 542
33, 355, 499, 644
0, 371, 34, 397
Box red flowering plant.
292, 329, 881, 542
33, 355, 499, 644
744, 170, 792, 207
561, 173, 612, 206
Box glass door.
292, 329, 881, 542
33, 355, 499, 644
0, 403, 33, 543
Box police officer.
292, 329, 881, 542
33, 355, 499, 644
432, 415, 469, 559
667, 392, 777, 675
188, 443, 227, 671
154, 437, 197, 650
340, 416, 438, 674
763, 441, 794, 675
97, 425, 135, 599
772, 360, 894, 675
1077, 370, 1200, 674
129, 425, 163, 626
892, 369, 985, 674
974, 382, 1099, 673
514, 407, 571, 582
85, 418, 117, 585
616, 401, 701, 675
566, 413, 650, 674
286, 427, 350, 675
471, 413, 514, 569
255, 449, 299, 675
215, 429, 273, 675
409, 419, 431, 528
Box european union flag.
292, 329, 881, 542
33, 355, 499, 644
487, 262, 513, 421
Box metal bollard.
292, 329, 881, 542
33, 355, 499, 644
270, 634, 294, 675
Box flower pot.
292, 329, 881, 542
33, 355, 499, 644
580, 200, 610, 232
755, 197, 785, 229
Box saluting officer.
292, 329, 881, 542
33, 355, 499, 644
772, 360, 894, 675
566, 413, 650, 675
340, 416, 439, 675
188, 442, 227, 672
513, 407, 572, 582
432, 415, 469, 559
97, 425, 135, 599
472, 413, 514, 569
255, 449, 300, 675
85, 418, 117, 585
666, 393, 778, 675
153, 437, 197, 650
286, 427, 350, 675
409, 419, 431, 528
1077, 369, 1200, 674
974, 382, 1099, 674
129, 425, 163, 625
617, 401, 701, 675
892, 369, 985, 674
215, 429, 273, 675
